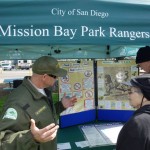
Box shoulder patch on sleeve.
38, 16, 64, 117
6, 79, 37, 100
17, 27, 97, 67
2, 108, 18, 120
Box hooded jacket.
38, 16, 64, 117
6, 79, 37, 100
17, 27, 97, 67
116, 105, 150, 150
0, 77, 65, 150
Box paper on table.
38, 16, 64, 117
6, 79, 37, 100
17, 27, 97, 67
80, 123, 123, 147
57, 142, 71, 150
75, 141, 89, 148
81, 125, 108, 147
96, 124, 123, 144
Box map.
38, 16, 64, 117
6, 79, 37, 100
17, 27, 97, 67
97, 60, 138, 110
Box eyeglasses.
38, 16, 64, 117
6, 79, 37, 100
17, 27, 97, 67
128, 90, 141, 95
48, 74, 57, 79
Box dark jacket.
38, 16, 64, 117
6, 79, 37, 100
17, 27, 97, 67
116, 105, 150, 150
0, 77, 64, 150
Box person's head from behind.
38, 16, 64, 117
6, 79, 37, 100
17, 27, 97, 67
136, 46, 150, 73
32, 56, 67, 88
123, 74, 150, 109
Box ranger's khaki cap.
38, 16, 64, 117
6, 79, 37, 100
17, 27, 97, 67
32, 56, 67, 77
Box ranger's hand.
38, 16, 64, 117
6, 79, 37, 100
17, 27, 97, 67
30, 119, 59, 143
61, 93, 77, 108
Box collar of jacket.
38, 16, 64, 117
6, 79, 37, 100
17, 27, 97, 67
134, 104, 150, 115
22, 76, 48, 100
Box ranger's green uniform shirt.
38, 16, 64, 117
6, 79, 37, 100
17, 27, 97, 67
0, 77, 65, 150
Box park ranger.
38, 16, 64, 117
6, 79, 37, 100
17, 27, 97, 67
0, 56, 77, 150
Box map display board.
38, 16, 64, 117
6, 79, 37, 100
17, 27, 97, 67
58, 60, 96, 128
97, 60, 138, 111
59, 60, 95, 115
58, 59, 138, 127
